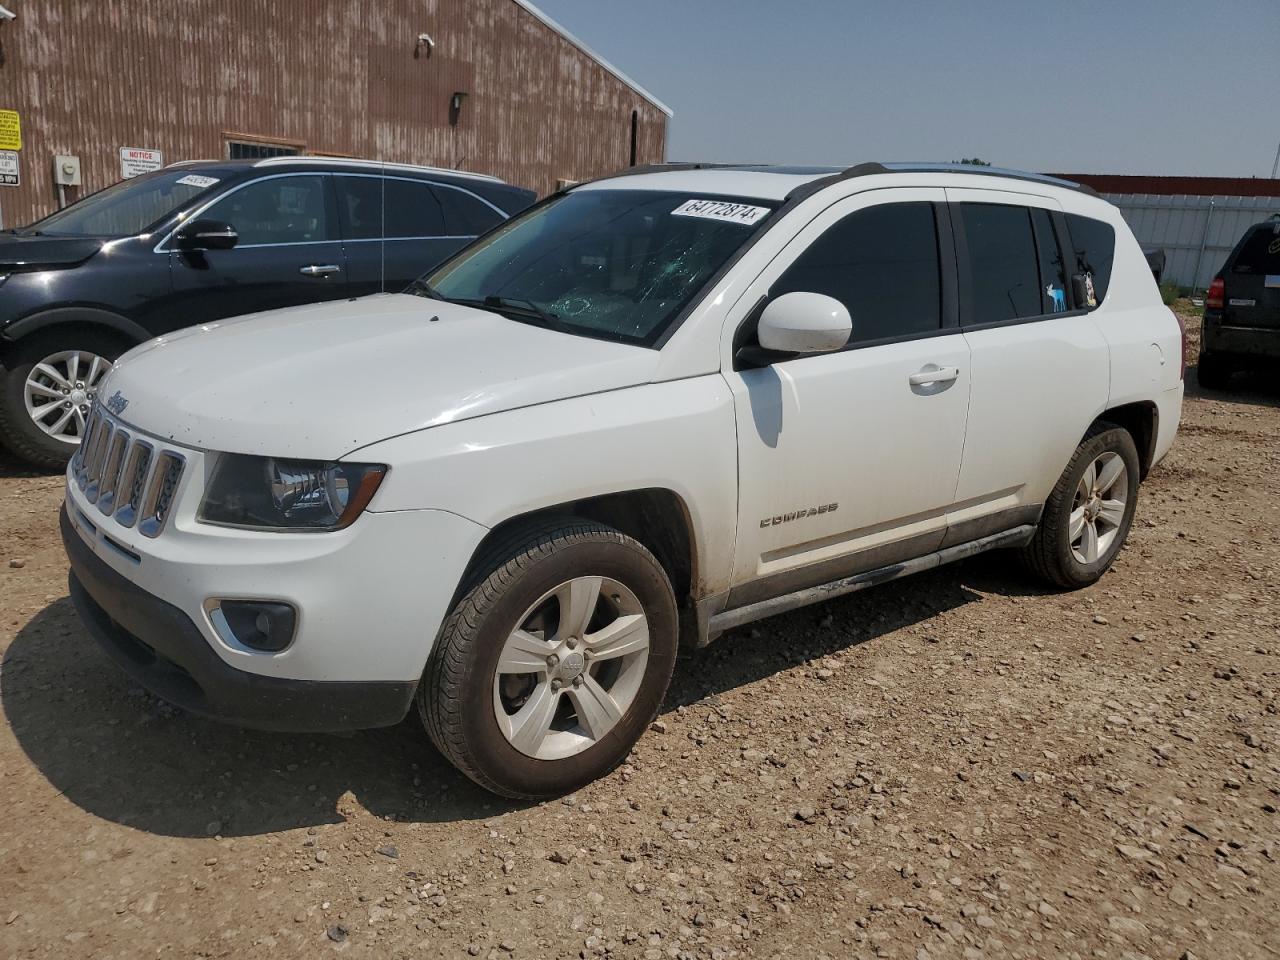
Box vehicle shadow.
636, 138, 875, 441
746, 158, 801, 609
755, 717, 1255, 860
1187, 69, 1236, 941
3, 557, 1015, 838
1188, 362, 1280, 409
0, 446, 62, 480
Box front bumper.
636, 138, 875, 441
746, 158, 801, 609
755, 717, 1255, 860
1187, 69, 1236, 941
63, 505, 416, 731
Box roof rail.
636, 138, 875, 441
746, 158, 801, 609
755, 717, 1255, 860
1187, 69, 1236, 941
252, 156, 505, 183
783, 161, 1097, 202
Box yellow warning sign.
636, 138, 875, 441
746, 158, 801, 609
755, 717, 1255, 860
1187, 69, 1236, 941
0, 110, 21, 151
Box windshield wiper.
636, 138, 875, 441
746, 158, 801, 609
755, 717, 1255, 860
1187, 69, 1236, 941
481, 295, 560, 325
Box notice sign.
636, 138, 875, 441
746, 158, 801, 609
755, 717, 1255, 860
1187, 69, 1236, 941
119, 147, 163, 178
0, 110, 20, 151
0, 150, 18, 186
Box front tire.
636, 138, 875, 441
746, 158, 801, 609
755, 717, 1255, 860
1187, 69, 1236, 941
0, 330, 126, 468
1021, 423, 1140, 589
419, 518, 678, 799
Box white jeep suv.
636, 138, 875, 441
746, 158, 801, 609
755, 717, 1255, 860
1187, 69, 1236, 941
61, 163, 1184, 798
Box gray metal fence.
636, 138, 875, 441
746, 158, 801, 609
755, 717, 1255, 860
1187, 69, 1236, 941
1103, 193, 1280, 290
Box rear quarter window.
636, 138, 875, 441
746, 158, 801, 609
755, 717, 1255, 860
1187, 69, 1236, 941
1064, 214, 1116, 306
436, 187, 504, 236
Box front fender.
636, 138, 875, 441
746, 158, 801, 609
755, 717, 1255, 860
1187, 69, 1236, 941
352, 377, 740, 597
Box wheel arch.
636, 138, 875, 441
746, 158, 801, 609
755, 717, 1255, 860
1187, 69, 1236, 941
1, 307, 150, 365
454, 488, 700, 632
1092, 401, 1158, 479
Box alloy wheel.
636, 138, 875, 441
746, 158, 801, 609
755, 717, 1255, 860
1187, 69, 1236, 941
1069, 451, 1128, 564
22, 350, 112, 444
493, 575, 650, 760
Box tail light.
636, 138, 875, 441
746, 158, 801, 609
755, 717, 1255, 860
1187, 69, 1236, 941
1173, 309, 1187, 380
1206, 277, 1225, 310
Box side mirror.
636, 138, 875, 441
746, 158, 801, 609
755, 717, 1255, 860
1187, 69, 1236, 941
174, 218, 239, 251
757, 292, 852, 354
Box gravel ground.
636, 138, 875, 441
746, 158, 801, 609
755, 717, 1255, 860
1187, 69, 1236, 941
1, 306, 1277, 960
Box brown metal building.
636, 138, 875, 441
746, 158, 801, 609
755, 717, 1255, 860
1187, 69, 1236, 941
0, 0, 671, 228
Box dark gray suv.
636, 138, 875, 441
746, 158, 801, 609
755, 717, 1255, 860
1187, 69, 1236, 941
0, 157, 534, 466
1199, 215, 1280, 389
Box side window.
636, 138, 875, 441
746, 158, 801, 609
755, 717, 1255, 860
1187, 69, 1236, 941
770, 202, 942, 344
957, 203, 1041, 322
1064, 213, 1116, 306
1031, 208, 1068, 314
336, 177, 446, 240
204, 175, 333, 246
435, 186, 504, 236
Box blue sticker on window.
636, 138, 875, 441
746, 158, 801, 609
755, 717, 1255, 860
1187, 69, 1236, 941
1047, 285, 1066, 313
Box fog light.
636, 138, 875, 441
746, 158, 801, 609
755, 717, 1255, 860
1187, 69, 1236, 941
209, 600, 297, 652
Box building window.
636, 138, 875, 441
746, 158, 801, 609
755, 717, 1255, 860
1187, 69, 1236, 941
629, 110, 639, 167
226, 139, 303, 160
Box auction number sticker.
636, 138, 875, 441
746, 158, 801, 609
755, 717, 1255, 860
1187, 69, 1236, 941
672, 199, 770, 226
175, 174, 220, 188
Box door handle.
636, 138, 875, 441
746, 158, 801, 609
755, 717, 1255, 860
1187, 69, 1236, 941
299, 264, 342, 277
908, 365, 960, 386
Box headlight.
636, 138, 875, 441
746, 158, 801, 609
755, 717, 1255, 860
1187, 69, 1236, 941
199, 455, 386, 531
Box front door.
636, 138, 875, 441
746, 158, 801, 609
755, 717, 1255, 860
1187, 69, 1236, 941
167, 173, 348, 327
725, 190, 971, 607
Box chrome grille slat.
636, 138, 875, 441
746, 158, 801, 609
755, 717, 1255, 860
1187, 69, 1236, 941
139, 452, 185, 539
83, 421, 115, 503
97, 430, 130, 515
115, 441, 153, 529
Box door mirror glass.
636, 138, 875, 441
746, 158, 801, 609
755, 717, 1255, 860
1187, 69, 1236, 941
757, 292, 851, 354
174, 218, 239, 251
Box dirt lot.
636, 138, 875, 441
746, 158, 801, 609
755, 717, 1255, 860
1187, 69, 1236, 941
1, 306, 1277, 960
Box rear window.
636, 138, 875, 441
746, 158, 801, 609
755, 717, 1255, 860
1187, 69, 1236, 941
1230, 224, 1280, 275
337, 176, 446, 240
1064, 214, 1116, 306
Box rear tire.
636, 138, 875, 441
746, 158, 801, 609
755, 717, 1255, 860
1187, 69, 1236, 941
1196, 350, 1233, 391
419, 517, 678, 799
1021, 423, 1140, 589
0, 329, 128, 469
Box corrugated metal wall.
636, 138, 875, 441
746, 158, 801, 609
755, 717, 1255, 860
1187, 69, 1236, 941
0, 0, 669, 227
1105, 193, 1280, 289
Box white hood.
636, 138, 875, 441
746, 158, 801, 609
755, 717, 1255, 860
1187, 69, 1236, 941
105, 294, 660, 459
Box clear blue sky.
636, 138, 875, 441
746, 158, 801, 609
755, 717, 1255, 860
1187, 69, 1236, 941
533, 0, 1280, 178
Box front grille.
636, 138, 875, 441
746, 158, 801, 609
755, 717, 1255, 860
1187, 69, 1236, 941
74, 406, 186, 539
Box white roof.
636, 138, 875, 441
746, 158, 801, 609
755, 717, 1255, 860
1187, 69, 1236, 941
575, 164, 1096, 204
511, 1, 673, 118
576, 168, 837, 201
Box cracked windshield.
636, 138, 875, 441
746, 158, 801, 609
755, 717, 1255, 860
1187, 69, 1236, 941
421, 190, 776, 345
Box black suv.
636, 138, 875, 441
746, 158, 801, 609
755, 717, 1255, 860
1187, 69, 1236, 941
1199, 215, 1280, 389
0, 158, 534, 466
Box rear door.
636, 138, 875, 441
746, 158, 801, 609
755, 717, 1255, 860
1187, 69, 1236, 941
1223, 224, 1280, 329
168, 173, 348, 323
335, 175, 471, 296
946, 190, 1109, 538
